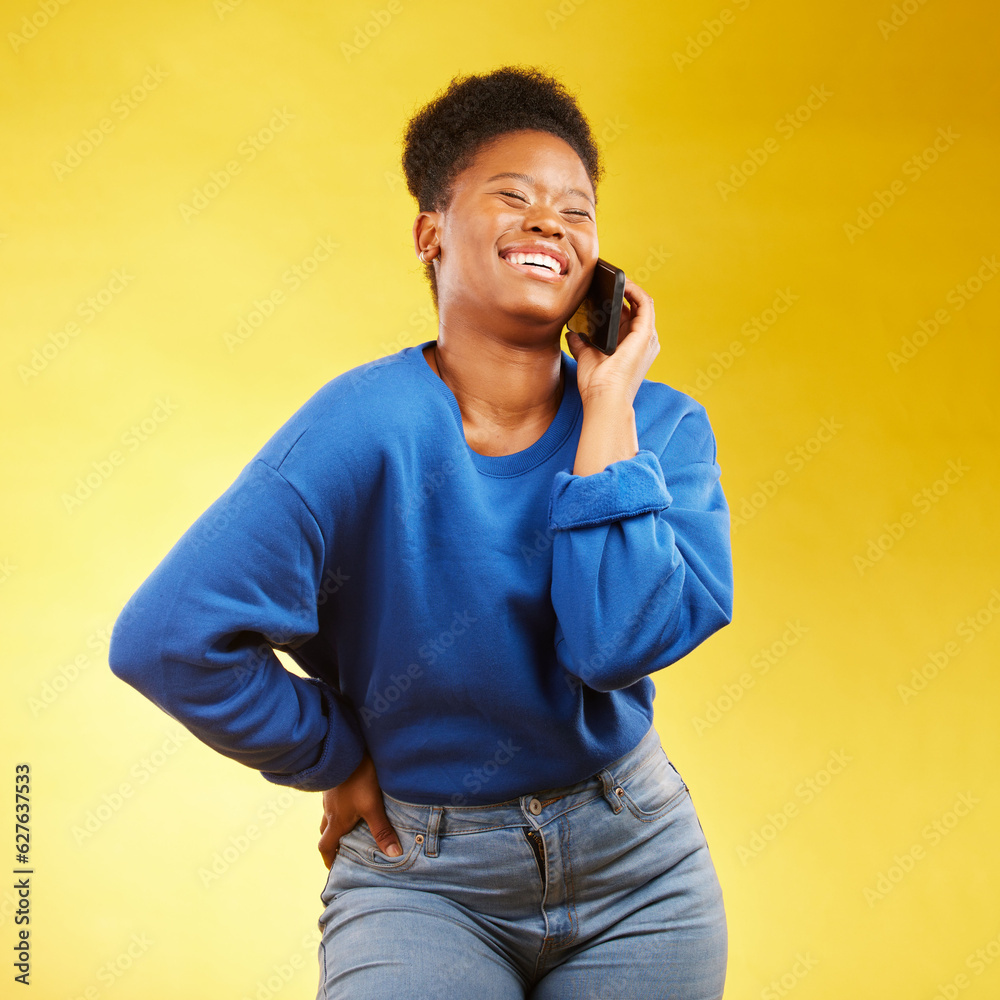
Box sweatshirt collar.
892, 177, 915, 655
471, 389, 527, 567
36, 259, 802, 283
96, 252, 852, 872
405, 340, 582, 477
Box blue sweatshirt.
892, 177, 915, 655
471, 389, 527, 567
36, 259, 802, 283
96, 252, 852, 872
108, 340, 733, 805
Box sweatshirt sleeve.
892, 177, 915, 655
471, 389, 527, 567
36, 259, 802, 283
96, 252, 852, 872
547, 401, 733, 692
108, 457, 366, 792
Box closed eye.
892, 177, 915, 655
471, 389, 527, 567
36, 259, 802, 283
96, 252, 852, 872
498, 191, 591, 219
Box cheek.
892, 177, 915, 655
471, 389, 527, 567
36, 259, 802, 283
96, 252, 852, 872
451, 212, 510, 257
579, 240, 599, 269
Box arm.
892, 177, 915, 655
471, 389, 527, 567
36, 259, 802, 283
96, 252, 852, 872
548, 403, 733, 693
572, 393, 639, 477
108, 458, 366, 792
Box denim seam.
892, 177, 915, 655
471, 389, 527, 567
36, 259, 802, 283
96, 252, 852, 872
337, 839, 422, 872
618, 781, 689, 823
562, 813, 580, 945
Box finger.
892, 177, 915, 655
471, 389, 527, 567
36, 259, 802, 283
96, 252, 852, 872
365, 804, 403, 858
620, 284, 656, 343
318, 818, 346, 869
564, 328, 588, 358
318, 831, 337, 870
621, 278, 654, 316
616, 296, 632, 340
621, 273, 648, 295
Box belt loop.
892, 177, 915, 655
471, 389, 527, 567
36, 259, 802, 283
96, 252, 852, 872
598, 766, 624, 813
423, 805, 442, 857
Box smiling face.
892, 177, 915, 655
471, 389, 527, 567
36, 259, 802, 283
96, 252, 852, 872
416, 129, 599, 342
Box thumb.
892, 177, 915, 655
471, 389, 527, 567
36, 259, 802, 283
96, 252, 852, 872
565, 328, 583, 358
365, 802, 403, 858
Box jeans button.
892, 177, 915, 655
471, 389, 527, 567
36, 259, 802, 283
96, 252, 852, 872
528, 797, 542, 815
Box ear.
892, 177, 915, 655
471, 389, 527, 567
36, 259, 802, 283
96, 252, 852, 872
413, 210, 443, 259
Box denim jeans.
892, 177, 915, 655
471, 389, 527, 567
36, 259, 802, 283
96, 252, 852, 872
317, 723, 727, 998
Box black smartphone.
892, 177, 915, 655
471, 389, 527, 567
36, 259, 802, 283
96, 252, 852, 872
566, 258, 626, 355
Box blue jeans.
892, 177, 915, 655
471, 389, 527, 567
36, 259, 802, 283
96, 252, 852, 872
317, 723, 727, 998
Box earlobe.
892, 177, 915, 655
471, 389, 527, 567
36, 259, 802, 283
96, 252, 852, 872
413, 211, 443, 262
417, 242, 440, 264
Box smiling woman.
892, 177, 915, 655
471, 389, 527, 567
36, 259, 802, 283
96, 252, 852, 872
108, 64, 733, 1000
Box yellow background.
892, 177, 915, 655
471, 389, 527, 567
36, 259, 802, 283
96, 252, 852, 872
3, 0, 998, 997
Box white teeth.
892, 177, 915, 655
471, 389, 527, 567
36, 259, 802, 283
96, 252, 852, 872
505, 250, 562, 274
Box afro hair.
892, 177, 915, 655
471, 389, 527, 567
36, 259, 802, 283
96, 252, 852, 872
400, 65, 604, 310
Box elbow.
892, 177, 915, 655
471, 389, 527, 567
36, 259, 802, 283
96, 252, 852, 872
557, 634, 626, 694
684, 561, 733, 641
567, 589, 734, 695
107, 602, 161, 689
681, 592, 733, 655
108, 627, 145, 688
706, 601, 732, 644
634, 590, 733, 682
573, 640, 656, 694
716, 588, 734, 628
108, 615, 134, 681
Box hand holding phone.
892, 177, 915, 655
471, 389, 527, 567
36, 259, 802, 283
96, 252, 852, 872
566, 258, 626, 355
566, 269, 662, 411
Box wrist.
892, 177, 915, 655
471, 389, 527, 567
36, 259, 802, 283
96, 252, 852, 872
579, 386, 634, 411
572, 396, 638, 477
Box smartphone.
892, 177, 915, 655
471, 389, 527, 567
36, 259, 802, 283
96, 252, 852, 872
566, 258, 626, 355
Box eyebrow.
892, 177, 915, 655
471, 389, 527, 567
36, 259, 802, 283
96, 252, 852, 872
484, 172, 595, 207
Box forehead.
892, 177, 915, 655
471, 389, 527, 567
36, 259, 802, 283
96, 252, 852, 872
457, 130, 593, 199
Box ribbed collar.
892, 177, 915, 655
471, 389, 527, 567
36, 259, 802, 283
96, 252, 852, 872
404, 340, 582, 478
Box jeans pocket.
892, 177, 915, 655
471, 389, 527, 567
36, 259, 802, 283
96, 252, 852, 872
617, 747, 689, 819
336, 821, 422, 873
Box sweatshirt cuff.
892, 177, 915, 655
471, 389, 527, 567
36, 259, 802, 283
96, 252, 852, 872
547, 449, 673, 531
260, 679, 367, 792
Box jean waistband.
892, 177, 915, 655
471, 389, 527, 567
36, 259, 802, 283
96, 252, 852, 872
380, 723, 663, 853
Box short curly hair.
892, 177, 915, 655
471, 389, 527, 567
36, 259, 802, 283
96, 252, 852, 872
400, 65, 605, 310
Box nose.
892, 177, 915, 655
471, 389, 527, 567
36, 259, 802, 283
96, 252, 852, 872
521, 200, 564, 237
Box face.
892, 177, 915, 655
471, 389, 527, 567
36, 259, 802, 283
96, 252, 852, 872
414, 129, 599, 339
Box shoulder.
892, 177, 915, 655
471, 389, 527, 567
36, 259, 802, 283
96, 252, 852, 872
252, 346, 433, 475
633, 377, 719, 464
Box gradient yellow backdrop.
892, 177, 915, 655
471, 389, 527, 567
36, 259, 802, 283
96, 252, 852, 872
3, 1, 998, 997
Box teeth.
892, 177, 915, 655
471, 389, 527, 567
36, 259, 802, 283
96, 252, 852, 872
504, 250, 562, 274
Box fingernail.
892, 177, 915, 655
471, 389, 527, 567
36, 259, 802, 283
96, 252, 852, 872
386, 843, 402, 857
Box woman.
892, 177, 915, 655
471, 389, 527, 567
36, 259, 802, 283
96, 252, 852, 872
109, 65, 733, 998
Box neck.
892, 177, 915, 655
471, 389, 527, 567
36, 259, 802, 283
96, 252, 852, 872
423, 329, 565, 447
